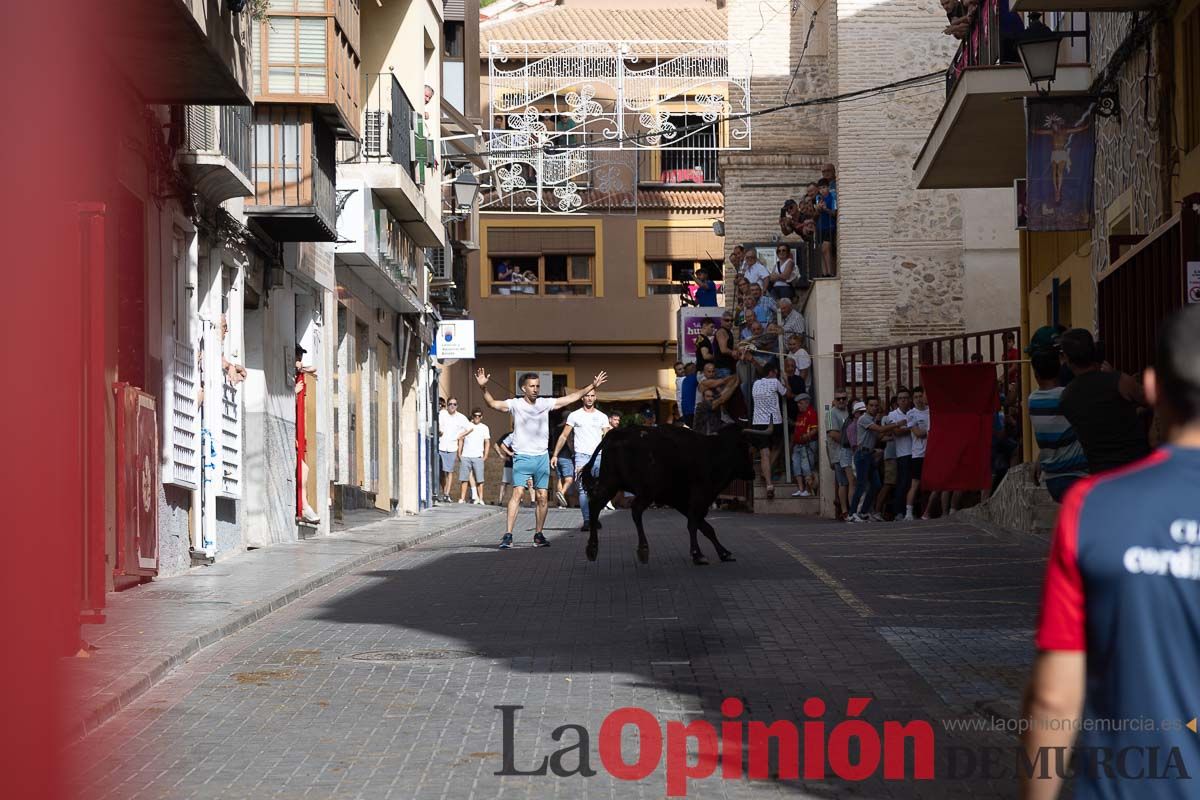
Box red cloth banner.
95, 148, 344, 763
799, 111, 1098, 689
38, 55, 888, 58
919, 363, 999, 491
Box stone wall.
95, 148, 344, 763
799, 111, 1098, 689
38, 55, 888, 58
834, 0, 972, 349
1089, 12, 1168, 311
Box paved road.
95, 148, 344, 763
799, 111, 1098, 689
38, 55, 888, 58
72, 508, 1051, 799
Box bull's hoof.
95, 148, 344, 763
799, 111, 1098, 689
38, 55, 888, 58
718, 551, 737, 563
691, 552, 709, 566
585, 543, 598, 561
636, 545, 650, 564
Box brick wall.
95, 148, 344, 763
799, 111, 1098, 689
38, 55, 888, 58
722, 0, 832, 274
834, 0, 970, 348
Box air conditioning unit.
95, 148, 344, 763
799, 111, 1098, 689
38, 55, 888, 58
427, 246, 453, 283
364, 111, 389, 157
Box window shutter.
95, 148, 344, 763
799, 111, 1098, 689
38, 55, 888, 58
218, 379, 242, 498
162, 338, 201, 490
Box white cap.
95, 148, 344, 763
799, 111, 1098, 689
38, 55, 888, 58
852, 400, 867, 413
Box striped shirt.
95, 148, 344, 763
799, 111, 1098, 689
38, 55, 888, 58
1028, 387, 1088, 480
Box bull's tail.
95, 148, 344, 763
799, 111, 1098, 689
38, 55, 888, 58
578, 437, 608, 495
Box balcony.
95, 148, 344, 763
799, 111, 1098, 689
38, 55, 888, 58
335, 178, 425, 314
111, 0, 251, 103
336, 74, 443, 248
245, 105, 337, 242
914, 5, 1092, 189
252, 0, 362, 140
1011, 0, 1158, 10
176, 105, 254, 203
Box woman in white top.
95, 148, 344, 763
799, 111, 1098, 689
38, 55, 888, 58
767, 244, 797, 302
750, 360, 788, 499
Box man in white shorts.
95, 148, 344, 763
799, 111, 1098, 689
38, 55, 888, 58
476, 368, 608, 549
552, 388, 611, 532
456, 408, 490, 504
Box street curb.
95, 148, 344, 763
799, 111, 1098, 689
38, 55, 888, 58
75, 508, 504, 740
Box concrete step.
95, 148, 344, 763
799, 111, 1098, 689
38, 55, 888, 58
752, 493, 822, 515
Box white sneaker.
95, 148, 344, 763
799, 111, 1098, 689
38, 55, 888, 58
869, 513, 884, 522
555, 490, 568, 507
473, 499, 484, 505
457, 499, 465, 504
903, 513, 914, 521
791, 489, 805, 497
846, 513, 861, 523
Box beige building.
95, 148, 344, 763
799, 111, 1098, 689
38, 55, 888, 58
445, 1, 730, 461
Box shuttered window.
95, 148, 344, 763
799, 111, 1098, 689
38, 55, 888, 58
261, 16, 328, 97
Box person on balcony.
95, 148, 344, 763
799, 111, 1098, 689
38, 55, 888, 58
815, 178, 838, 277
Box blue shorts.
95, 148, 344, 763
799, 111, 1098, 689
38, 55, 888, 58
512, 453, 551, 491
832, 464, 849, 487
557, 457, 575, 478
439, 450, 457, 473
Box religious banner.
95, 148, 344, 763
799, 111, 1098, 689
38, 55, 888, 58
919, 363, 998, 492
1025, 96, 1096, 232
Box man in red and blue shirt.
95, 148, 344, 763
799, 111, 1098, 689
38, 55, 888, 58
1022, 306, 1200, 799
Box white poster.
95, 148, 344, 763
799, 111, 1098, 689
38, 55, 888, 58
435, 320, 475, 359
1187, 261, 1200, 304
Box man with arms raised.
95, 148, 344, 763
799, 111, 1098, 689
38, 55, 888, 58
1021, 305, 1200, 799
476, 368, 608, 549
552, 388, 610, 532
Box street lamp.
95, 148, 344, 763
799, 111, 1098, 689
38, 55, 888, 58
1017, 34, 1062, 95
452, 169, 480, 215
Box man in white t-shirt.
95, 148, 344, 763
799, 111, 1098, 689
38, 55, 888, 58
552, 388, 611, 532
739, 247, 770, 289
905, 386, 930, 521
884, 387, 913, 520
456, 408, 491, 505
477, 367, 609, 549
437, 398, 471, 502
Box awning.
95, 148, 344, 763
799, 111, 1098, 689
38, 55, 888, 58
595, 384, 677, 402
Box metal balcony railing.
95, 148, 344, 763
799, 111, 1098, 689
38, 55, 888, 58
946, 1, 1089, 96
341, 73, 423, 182
180, 104, 253, 179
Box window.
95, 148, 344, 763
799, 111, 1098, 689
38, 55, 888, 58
645, 259, 722, 295
444, 22, 465, 59
487, 226, 597, 296
260, 15, 328, 96
658, 113, 719, 183
489, 255, 594, 296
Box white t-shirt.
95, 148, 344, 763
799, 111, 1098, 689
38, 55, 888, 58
460, 423, 491, 459
505, 396, 556, 456
907, 407, 930, 459
886, 408, 912, 457
751, 377, 787, 425
438, 410, 471, 452
675, 376, 685, 408
741, 261, 769, 288
566, 407, 608, 456
787, 348, 812, 372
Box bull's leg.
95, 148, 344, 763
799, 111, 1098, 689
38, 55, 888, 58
687, 515, 708, 566
630, 498, 651, 564
699, 518, 736, 563
585, 481, 615, 562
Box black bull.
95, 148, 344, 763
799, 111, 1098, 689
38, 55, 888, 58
577, 424, 759, 565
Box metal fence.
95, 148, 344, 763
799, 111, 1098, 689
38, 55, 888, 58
835, 327, 1022, 408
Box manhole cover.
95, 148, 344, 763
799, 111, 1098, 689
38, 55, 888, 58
345, 649, 477, 663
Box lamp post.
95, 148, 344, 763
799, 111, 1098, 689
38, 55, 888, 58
1017, 34, 1062, 96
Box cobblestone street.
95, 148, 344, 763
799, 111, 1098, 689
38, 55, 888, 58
73, 508, 1051, 799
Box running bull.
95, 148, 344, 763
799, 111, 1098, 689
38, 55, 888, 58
577, 424, 758, 565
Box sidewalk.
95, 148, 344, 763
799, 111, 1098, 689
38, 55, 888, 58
64, 503, 503, 740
